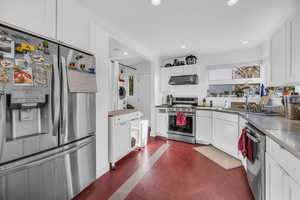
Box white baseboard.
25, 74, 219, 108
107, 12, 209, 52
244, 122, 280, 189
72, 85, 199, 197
196, 140, 211, 145
96, 163, 110, 179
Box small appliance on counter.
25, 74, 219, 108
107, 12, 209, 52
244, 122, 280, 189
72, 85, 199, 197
283, 96, 300, 120
166, 94, 173, 106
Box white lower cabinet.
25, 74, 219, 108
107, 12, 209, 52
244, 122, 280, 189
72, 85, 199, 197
212, 112, 239, 159
266, 153, 300, 200
156, 108, 168, 137
109, 112, 142, 167
265, 153, 285, 200
115, 121, 131, 160
196, 110, 212, 144
284, 175, 300, 200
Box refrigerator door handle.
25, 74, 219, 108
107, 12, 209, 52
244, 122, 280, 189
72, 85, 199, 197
0, 94, 6, 158
61, 56, 68, 142
52, 55, 60, 136
0, 137, 94, 175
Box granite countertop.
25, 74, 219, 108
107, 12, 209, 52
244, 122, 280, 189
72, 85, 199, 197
195, 106, 300, 160
108, 109, 139, 117
240, 113, 300, 160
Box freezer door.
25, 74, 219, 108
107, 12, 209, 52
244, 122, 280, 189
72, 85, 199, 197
59, 46, 96, 145
0, 25, 60, 164
0, 136, 96, 200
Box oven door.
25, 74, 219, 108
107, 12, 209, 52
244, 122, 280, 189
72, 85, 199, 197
168, 112, 195, 137
246, 125, 266, 200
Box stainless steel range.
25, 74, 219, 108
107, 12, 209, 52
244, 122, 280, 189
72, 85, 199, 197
167, 97, 198, 144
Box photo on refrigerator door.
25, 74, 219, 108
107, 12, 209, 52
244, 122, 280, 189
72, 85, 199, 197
33, 67, 48, 87
0, 34, 15, 58
13, 59, 33, 85
0, 67, 11, 83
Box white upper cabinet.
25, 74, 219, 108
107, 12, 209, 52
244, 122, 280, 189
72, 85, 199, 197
288, 12, 300, 84
0, 0, 56, 39
269, 8, 300, 86
270, 23, 288, 86
57, 0, 92, 51
209, 68, 232, 81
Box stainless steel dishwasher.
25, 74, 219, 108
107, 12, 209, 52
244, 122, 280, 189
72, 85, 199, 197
245, 123, 266, 200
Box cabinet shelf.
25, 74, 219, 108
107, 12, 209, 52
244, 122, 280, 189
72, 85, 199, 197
161, 63, 199, 69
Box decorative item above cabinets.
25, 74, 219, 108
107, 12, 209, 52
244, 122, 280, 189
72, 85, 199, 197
162, 55, 198, 68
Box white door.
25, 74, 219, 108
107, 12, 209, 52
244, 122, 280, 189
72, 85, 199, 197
196, 116, 212, 144
265, 153, 285, 200
0, 0, 56, 39
136, 74, 151, 121
270, 24, 288, 86
289, 12, 300, 83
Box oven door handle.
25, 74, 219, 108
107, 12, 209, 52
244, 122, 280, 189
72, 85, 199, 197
168, 113, 195, 117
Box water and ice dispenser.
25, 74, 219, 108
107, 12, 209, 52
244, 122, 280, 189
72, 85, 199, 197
6, 89, 49, 140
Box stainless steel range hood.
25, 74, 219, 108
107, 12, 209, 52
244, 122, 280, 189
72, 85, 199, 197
168, 74, 199, 85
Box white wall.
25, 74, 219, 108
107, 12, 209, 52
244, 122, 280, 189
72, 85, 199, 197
199, 46, 262, 66
158, 46, 263, 105
150, 60, 161, 136
90, 23, 110, 178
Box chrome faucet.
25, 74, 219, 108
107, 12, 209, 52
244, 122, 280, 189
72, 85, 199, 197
245, 95, 250, 112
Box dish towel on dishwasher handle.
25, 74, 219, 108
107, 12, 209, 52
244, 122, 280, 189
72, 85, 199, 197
238, 128, 254, 163
176, 113, 186, 126
238, 128, 248, 157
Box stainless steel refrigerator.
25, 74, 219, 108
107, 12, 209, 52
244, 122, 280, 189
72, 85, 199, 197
0, 23, 97, 200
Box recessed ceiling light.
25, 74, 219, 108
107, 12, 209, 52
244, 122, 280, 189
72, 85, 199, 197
181, 45, 186, 49
227, 0, 239, 6
242, 41, 249, 45
123, 51, 129, 56
152, 0, 161, 6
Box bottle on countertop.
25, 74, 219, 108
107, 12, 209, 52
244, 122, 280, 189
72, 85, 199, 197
260, 84, 266, 97
202, 98, 207, 107
224, 100, 230, 109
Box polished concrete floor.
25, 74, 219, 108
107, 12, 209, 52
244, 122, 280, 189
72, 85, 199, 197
74, 137, 254, 200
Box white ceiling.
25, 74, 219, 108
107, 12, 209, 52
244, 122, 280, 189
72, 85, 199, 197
109, 38, 149, 66
84, 0, 300, 58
